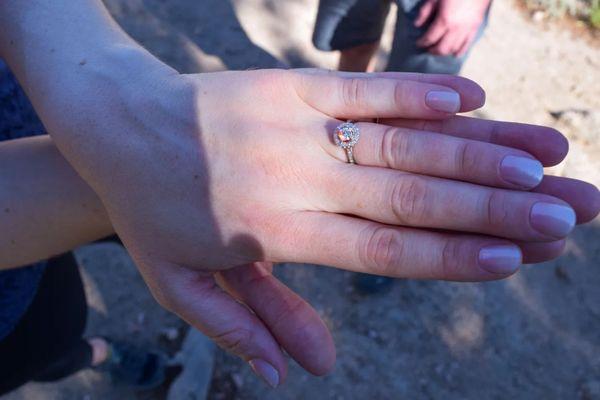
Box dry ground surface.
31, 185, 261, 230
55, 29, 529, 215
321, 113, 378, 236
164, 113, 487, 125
5, 0, 600, 399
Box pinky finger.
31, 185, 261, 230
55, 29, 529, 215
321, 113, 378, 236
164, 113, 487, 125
145, 262, 287, 388
519, 240, 566, 264
273, 212, 523, 282
218, 262, 336, 376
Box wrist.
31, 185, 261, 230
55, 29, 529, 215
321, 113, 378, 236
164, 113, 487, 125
29, 42, 175, 141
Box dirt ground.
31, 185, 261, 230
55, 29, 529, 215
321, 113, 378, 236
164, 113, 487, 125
5, 0, 600, 399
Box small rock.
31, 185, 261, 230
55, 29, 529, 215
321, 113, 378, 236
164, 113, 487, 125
167, 329, 215, 400
554, 265, 571, 283
231, 372, 244, 388
532, 10, 546, 23
161, 326, 180, 341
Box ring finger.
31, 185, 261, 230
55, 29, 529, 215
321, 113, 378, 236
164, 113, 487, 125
324, 120, 545, 190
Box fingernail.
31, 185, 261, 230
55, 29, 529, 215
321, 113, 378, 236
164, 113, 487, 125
249, 359, 279, 388
425, 90, 461, 113
530, 203, 576, 238
499, 155, 544, 188
479, 245, 521, 274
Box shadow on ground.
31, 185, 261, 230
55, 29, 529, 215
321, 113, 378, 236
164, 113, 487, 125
104, 0, 319, 72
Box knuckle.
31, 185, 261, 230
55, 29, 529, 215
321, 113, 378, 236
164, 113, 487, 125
488, 120, 501, 143
341, 77, 368, 109
269, 296, 307, 331
393, 81, 410, 110
441, 239, 468, 280
212, 327, 255, 355
391, 176, 430, 226
455, 141, 481, 176
484, 190, 510, 228
381, 127, 411, 168
359, 225, 404, 275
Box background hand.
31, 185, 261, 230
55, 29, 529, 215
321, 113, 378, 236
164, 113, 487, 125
415, 0, 492, 57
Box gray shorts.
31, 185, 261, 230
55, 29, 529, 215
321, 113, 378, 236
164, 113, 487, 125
312, 0, 489, 74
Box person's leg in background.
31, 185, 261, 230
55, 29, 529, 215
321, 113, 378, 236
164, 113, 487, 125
339, 42, 380, 72
312, 0, 391, 72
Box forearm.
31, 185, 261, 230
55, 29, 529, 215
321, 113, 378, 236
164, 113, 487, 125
0, 1, 177, 187
0, 136, 113, 270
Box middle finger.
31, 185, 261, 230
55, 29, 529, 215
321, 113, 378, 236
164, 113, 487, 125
324, 166, 576, 242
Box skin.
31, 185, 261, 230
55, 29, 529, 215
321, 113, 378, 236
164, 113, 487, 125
1, 0, 598, 387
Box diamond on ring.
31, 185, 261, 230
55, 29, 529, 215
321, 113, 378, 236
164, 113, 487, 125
334, 121, 360, 164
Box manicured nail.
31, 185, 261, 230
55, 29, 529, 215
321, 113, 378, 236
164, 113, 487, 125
479, 245, 522, 274
530, 202, 576, 238
499, 155, 544, 188
425, 90, 461, 113
249, 359, 279, 388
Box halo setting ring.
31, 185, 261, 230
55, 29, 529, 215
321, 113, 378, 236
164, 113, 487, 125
334, 121, 360, 164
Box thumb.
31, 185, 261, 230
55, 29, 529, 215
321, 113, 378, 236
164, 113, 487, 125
218, 262, 336, 376
143, 261, 287, 388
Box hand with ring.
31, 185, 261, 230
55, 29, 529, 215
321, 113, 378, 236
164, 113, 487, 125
29, 64, 594, 384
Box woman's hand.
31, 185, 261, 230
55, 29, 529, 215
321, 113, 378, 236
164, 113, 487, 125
6, 55, 598, 383
43, 64, 597, 384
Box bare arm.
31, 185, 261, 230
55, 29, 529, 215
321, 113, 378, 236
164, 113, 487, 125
0, 136, 113, 269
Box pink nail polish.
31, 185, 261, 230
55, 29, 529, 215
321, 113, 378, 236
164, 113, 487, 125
499, 155, 544, 188
479, 245, 522, 275
530, 203, 576, 239
425, 90, 461, 113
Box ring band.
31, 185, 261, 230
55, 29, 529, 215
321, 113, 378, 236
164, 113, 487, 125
334, 121, 360, 164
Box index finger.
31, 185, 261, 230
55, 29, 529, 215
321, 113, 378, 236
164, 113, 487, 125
292, 69, 485, 119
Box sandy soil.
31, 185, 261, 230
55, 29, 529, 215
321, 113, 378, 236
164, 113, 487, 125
5, 0, 600, 399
